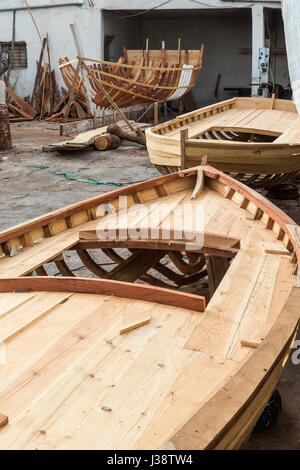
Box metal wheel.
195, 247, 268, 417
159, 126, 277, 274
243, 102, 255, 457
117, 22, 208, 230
253, 389, 282, 433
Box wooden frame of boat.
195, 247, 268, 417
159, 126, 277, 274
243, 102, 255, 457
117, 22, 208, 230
0, 165, 299, 449
146, 96, 300, 188
59, 45, 204, 111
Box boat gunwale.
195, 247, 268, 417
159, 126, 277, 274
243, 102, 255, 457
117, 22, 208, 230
0, 165, 299, 449
0, 165, 298, 261
149, 96, 298, 135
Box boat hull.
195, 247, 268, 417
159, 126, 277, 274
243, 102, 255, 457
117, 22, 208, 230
146, 97, 300, 187
0, 166, 299, 449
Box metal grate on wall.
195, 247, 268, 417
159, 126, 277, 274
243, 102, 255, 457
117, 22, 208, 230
0, 42, 27, 69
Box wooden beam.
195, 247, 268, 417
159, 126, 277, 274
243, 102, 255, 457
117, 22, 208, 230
104, 249, 166, 283
180, 128, 188, 170
0, 277, 206, 313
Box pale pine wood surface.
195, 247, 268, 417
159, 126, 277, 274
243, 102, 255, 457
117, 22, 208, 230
0, 174, 296, 449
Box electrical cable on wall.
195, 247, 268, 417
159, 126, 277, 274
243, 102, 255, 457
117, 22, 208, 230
119, 0, 255, 18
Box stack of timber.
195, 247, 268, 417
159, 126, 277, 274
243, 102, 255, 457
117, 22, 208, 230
2, 36, 89, 123
59, 44, 204, 109
0, 165, 299, 449
147, 96, 300, 188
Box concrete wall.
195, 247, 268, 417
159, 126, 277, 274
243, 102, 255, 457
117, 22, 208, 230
103, 13, 141, 63
0, 0, 282, 103
282, 0, 300, 115
103, 11, 252, 108
0, 1, 101, 98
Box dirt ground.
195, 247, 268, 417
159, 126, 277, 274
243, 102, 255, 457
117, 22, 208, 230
1, 121, 300, 450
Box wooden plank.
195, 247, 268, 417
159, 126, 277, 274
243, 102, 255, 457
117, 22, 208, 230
120, 302, 152, 334
184, 239, 266, 357
0, 292, 73, 343
238, 253, 281, 349
0, 414, 8, 428
0, 277, 206, 313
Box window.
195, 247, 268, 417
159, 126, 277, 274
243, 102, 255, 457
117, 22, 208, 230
0, 42, 27, 70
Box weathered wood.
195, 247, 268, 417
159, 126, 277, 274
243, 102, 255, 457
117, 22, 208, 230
94, 133, 121, 151
107, 123, 146, 146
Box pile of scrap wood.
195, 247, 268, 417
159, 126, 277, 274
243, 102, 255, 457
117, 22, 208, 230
3, 36, 89, 123
43, 121, 149, 152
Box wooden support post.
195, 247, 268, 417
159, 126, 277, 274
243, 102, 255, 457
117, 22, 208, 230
180, 128, 188, 170
177, 37, 181, 64
145, 38, 149, 67
205, 255, 230, 300
154, 102, 159, 125
70, 23, 96, 119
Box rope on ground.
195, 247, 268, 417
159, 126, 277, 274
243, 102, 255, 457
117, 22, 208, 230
8, 162, 144, 187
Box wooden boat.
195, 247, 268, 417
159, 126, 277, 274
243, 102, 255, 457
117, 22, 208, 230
282, 0, 300, 116
59, 46, 204, 109
146, 97, 300, 188
0, 165, 299, 449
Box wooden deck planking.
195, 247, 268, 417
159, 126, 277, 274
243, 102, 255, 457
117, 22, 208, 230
134, 354, 239, 450
184, 229, 272, 358
0, 298, 204, 450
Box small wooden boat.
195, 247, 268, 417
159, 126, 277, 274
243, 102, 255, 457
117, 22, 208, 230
146, 97, 300, 188
59, 46, 204, 109
0, 165, 299, 449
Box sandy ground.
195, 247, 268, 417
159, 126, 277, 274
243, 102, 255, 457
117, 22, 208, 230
0, 121, 300, 450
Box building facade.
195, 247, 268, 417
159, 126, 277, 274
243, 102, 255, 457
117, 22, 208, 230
0, 0, 286, 107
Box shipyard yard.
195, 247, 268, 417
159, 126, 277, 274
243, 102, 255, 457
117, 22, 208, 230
0, 0, 300, 454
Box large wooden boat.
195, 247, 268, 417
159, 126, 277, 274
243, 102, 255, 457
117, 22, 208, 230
0, 165, 299, 449
146, 97, 300, 188
59, 46, 204, 109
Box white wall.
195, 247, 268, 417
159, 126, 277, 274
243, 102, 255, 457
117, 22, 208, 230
0, 0, 282, 101
282, 0, 300, 114
0, 2, 101, 98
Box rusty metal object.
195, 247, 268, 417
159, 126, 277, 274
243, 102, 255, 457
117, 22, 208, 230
0, 103, 12, 150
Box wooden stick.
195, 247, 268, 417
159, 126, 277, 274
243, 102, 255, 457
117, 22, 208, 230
31, 37, 47, 106
177, 37, 181, 64
154, 102, 159, 125
70, 23, 96, 118
180, 128, 188, 170
145, 38, 149, 67
136, 103, 155, 123
82, 61, 136, 133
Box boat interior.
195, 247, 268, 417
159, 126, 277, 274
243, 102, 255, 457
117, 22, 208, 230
154, 97, 300, 144
0, 166, 299, 449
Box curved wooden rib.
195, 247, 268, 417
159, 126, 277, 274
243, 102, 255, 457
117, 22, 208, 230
55, 259, 75, 277
35, 265, 48, 276
76, 249, 107, 277
167, 252, 206, 275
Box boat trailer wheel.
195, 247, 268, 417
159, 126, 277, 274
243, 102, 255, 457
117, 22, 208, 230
253, 390, 282, 433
